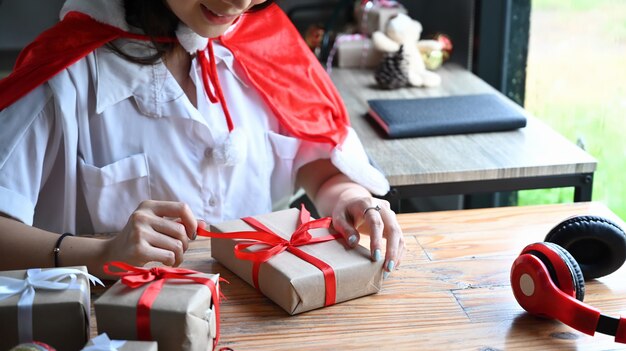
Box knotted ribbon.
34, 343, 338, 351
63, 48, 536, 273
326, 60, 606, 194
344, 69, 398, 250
0, 268, 104, 343
198, 205, 341, 306
103, 262, 221, 350
82, 333, 126, 351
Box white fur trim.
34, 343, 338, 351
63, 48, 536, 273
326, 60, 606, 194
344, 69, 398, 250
176, 24, 209, 54
212, 128, 246, 166
330, 128, 390, 196
60, 0, 128, 31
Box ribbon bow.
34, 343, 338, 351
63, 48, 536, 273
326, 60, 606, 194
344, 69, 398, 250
0, 268, 104, 343
103, 262, 221, 350
198, 205, 341, 306
81, 333, 126, 351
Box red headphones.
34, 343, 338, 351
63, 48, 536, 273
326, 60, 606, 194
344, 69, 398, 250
511, 215, 626, 342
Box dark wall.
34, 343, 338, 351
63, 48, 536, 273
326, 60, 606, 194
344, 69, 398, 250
0, 0, 65, 72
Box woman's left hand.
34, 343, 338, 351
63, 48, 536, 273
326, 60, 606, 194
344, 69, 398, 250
330, 195, 405, 278
297, 159, 405, 278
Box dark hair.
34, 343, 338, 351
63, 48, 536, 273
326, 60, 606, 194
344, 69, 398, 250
109, 0, 275, 65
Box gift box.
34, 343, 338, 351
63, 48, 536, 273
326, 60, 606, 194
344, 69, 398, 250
204, 206, 384, 315
0, 266, 102, 351
334, 34, 383, 68
354, 1, 408, 35
94, 263, 220, 351
82, 333, 157, 351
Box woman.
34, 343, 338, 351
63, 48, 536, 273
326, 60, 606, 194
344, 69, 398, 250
0, 0, 404, 279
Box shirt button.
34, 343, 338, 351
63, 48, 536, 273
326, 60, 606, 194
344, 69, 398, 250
204, 148, 212, 158
209, 197, 217, 207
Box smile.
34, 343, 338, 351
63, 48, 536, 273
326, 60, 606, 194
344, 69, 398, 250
200, 4, 240, 25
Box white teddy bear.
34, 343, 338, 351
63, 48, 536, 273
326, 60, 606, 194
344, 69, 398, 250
373, 13, 442, 89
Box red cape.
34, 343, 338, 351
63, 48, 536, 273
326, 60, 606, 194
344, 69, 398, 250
0, 4, 349, 147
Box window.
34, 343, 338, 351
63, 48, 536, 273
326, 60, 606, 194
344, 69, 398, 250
519, 0, 626, 218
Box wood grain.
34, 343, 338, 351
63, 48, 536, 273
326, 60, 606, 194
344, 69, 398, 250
330, 65, 597, 187
89, 202, 626, 350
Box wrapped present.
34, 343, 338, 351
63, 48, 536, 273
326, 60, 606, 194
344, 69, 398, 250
333, 34, 383, 68
82, 333, 157, 351
354, 0, 408, 35
0, 266, 103, 351
94, 263, 221, 351
201, 206, 384, 315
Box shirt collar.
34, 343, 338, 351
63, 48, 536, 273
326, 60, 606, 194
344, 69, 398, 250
93, 42, 190, 119
94, 40, 248, 118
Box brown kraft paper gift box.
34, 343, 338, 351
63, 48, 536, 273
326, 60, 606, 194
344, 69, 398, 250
94, 265, 219, 351
354, 3, 408, 35
0, 266, 97, 351
335, 34, 383, 68
209, 207, 384, 315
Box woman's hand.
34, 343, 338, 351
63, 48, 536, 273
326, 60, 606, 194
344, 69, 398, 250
330, 193, 405, 277
298, 159, 405, 278
102, 200, 198, 269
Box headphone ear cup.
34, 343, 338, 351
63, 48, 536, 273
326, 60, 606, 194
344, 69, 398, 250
541, 242, 585, 301
518, 242, 585, 301
545, 215, 626, 279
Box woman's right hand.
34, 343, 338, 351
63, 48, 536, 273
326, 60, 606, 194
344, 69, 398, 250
102, 200, 198, 270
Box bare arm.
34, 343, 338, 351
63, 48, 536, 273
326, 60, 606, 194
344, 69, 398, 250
0, 215, 110, 276
0, 200, 198, 279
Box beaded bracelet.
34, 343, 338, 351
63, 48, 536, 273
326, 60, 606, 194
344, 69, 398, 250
53, 233, 73, 267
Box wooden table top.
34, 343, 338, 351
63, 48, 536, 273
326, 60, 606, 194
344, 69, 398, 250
89, 202, 626, 350
330, 65, 597, 187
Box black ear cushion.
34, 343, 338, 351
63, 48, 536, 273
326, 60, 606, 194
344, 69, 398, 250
542, 242, 586, 301
545, 215, 626, 280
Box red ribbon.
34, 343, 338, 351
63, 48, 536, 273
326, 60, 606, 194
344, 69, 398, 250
103, 262, 222, 350
198, 205, 340, 306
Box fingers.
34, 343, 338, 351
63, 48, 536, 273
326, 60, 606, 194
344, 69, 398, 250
122, 200, 200, 267
363, 205, 384, 263
150, 216, 189, 251
332, 213, 361, 249
378, 205, 404, 278
143, 230, 185, 266
141, 200, 198, 240
348, 199, 405, 278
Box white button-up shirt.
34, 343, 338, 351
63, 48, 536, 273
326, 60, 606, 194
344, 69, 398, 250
0, 41, 388, 234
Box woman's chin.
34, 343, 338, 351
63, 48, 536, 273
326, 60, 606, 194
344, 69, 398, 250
194, 24, 232, 39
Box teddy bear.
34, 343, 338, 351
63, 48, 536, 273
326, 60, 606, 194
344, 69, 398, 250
372, 13, 442, 89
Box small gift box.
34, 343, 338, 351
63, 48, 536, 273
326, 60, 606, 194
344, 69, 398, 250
94, 263, 220, 351
203, 206, 384, 315
0, 266, 103, 351
334, 33, 383, 68
354, 1, 408, 35
82, 333, 157, 351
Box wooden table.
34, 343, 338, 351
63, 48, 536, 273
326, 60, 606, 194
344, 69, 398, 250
330, 65, 597, 211
91, 202, 626, 350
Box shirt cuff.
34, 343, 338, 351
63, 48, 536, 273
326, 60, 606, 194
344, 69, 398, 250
331, 128, 390, 196
0, 186, 35, 225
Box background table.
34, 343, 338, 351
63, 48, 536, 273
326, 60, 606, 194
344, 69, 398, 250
330, 64, 597, 211
92, 202, 626, 350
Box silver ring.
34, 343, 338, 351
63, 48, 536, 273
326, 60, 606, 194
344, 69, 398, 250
363, 205, 382, 216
